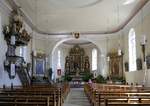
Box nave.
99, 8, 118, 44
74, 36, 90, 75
64, 88, 91, 106
1, 83, 150, 106
0, 83, 89, 106
1, 0, 150, 106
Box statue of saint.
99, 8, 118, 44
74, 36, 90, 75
48, 68, 53, 80
76, 68, 80, 77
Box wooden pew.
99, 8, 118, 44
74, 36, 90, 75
0, 83, 70, 106
84, 83, 150, 106
0, 89, 58, 106
104, 96, 150, 106
2, 87, 61, 104
0, 95, 53, 106
94, 92, 150, 106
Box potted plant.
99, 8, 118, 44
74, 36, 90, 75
82, 72, 93, 82
64, 74, 72, 82
111, 76, 126, 84
96, 75, 106, 83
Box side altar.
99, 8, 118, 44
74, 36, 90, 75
65, 45, 90, 80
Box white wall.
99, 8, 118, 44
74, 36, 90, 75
125, 69, 150, 86
123, 1, 150, 86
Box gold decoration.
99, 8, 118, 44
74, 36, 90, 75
65, 45, 90, 76
73, 32, 80, 39
3, 10, 31, 45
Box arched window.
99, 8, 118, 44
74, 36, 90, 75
19, 46, 27, 61
57, 50, 61, 69
92, 48, 97, 71
128, 28, 137, 71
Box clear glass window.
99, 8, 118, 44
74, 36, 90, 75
128, 28, 137, 71
92, 48, 97, 71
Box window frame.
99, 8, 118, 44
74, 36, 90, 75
92, 48, 97, 71
128, 28, 137, 72
57, 50, 61, 69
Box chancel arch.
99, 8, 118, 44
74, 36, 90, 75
51, 38, 101, 81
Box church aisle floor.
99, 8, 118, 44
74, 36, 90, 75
63, 88, 91, 106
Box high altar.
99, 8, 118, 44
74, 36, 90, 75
65, 45, 90, 78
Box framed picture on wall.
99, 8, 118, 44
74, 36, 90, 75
35, 58, 45, 75
146, 55, 150, 69
136, 58, 142, 70
33, 57, 46, 77
57, 69, 61, 76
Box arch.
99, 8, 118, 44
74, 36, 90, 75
51, 37, 101, 80
51, 37, 101, 56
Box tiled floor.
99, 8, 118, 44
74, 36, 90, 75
63, 88, 91, 106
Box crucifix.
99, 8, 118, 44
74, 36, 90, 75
141, 35, 147, 86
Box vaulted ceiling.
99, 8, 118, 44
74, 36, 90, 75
13, 0, 148, 34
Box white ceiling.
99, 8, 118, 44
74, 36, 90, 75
14, 0, 147, 34
47, 0, 103, 8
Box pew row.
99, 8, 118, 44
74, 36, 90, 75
84, 83, 150, 106
0, 83, 70, 106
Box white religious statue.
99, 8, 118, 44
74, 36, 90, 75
76, 68, 80, 77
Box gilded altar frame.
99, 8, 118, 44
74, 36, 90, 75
108, 52, 123, 78
65, 45, 90, 76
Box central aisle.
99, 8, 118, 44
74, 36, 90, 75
63, 88, 91, 106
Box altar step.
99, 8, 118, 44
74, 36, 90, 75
31, 76, 50, 85
70, 84, 84, 88
69, 82, 84, 88
63, 88, 91, 106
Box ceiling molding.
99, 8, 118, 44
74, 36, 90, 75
6, 0, 149, 36
63, 41, 92, 45
48, 0, 103, 8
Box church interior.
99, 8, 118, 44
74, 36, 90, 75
0, 0, 150, 106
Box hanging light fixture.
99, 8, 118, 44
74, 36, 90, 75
140, 8, 147, 47
106, 16, 110, 61
117, 0, 122, 56
32, 0, 38, 56
140, 7, 147, 62
118, 33, 122, 56
140, 7, 147, 86
106, 37, 110, 61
